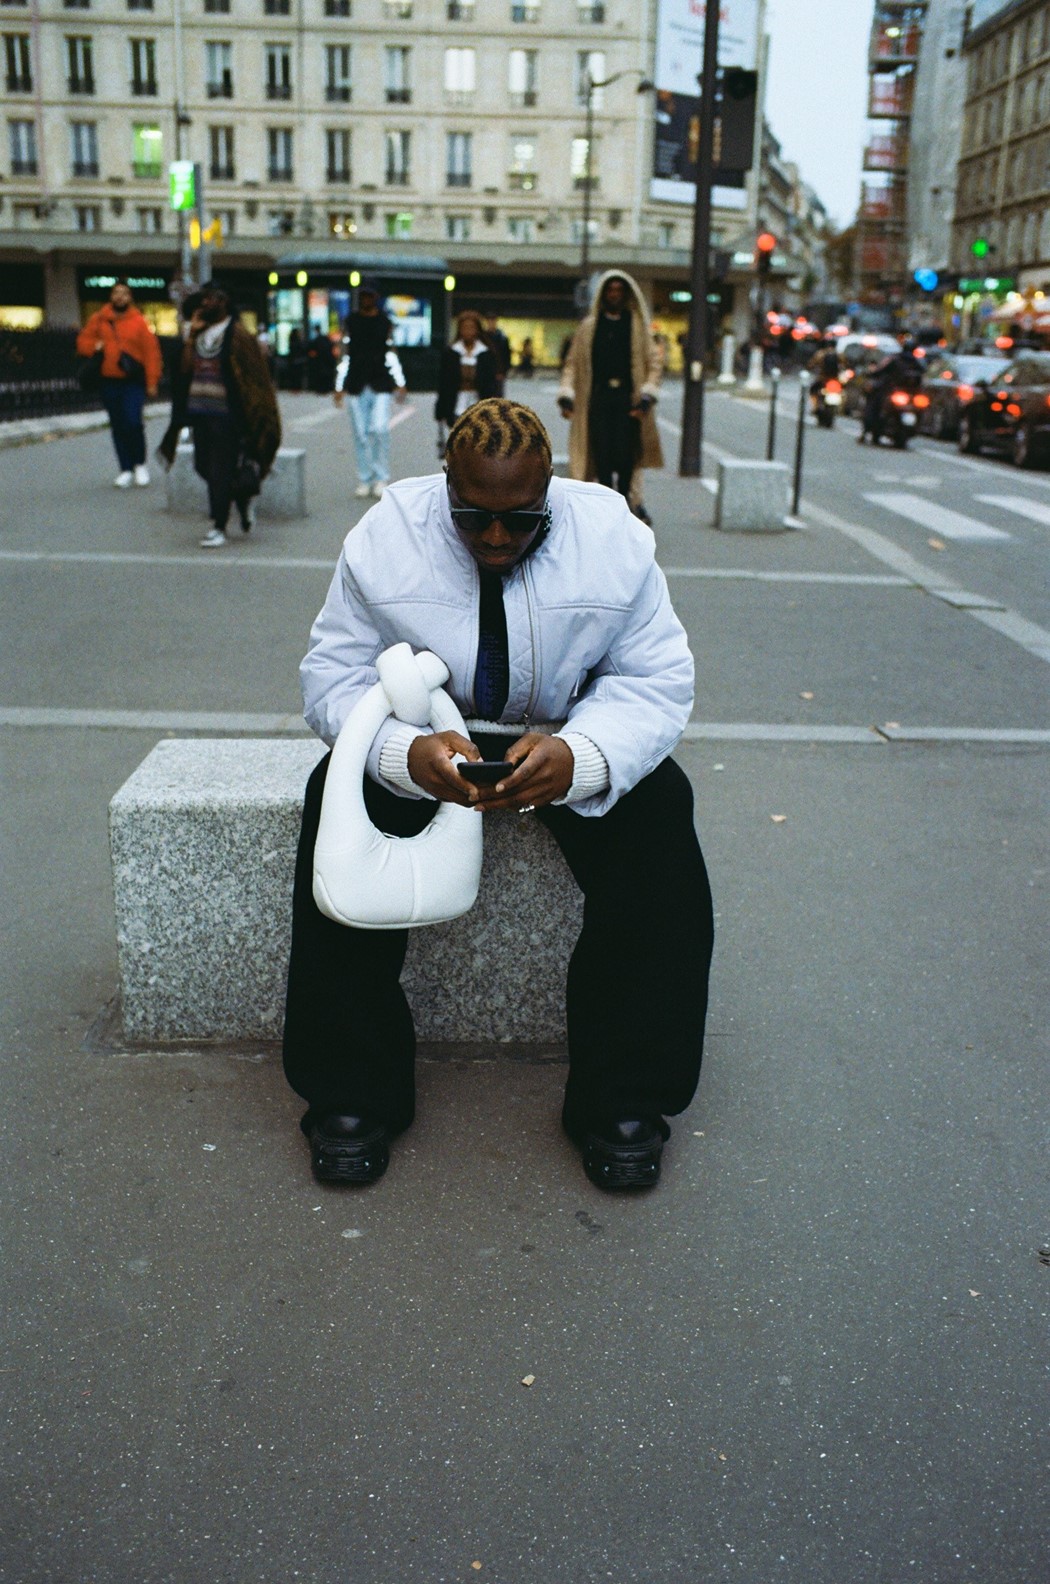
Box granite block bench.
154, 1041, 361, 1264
109, 739, 582, 1047
164, 443, 307, 520
714, 458, 790, 533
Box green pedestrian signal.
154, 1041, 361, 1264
169, 161, 196, 212
971, 236, 991, 259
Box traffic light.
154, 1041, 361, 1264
755, 232, 776, 278
971, 236, 991, 259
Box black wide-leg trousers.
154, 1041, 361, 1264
282, 745, 714, 1135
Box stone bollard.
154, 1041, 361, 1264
164, 443, 307, 519
717, 333, 737, 385
743, 345, 767, 394
714, 459, 790, 532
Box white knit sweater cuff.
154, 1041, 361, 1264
377, 723, 437, 801
554, 732, 610, 805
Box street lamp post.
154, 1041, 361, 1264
579, 70, 654, 309
678, 0, 720, 477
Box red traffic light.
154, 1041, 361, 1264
755, 232, 776, 254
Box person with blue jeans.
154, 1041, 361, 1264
333, 284, 406, 499
76, 280, 162, 487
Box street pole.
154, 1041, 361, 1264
766, 365, 780, 460
580, 79, 594, 293
792, 371, 810, 518
678, 0, 720, 477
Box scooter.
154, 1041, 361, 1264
813, 378, 843, 429
878, 386, 930, 449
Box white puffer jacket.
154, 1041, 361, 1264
301, 472, 694, 817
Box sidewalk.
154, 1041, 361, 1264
0, 401, 170, 450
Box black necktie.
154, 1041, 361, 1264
473, 569, 509, 719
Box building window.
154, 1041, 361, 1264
212, 207, 235, 236
657, 221, 675, 249
265, 42, 292, 100
66, 35, 94, 93
508, 133, 537, 189
8, 117, 36, 173
3, 32, 31, 91
571, 134, 595, 189
64, 0, 91, 8
325, 43, 351, 101
129, 38, 157, 95
137, 205, 163, 232
577, 0, 604, 19
444, 46, 475, 103
71, 119, 98, 176
510, 0, 539, 19
447, 0, 474, 16
385, 128, 410, 185
204, 0, 230, 12
446, 130, 472, 187
384, 45, 411, 102
209, 123, 235, 179
205, 41, 233, 97
385, 210, 412, 237
446, 213, 470, 239
326, 126, 351, 181
267, 208, 293, 234
324, 0, 350, 13
383, 0, 412, 15
131, 121, 163, 177
267, 125, 293, 180
264, 0, 290, 11
575, 50, 605, 107
570, 216, 599, 243
507, 215, 535, 242
12, 204, 39, 228
127, 0, 154, 10
508, 48, 537, 107
75, 204, 101, 231
329, 210, 356, 236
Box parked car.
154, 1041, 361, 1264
918, 352, 1011, 440
957, 352, 1050, 466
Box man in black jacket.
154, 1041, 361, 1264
333, 281, 406, 498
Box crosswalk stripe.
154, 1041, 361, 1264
863, 491, 1011, 542
975, 493, 1050, 527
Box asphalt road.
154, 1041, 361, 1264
1, 379, 1047, 1583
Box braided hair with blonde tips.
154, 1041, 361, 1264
444, 398, 552, 480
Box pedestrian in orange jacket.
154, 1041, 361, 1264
76, 281, 162, 488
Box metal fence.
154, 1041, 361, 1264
0, 330, 178, 423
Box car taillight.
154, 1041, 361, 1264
913, 393, 930, 408
1006, 403, 1022, 417
990, 401, 1003, 412
957, 384, 974, 403
825, 379, 842, 394
890, 391, 910, 408
1045, 394, 1050, 409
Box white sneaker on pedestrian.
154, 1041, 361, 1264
354, 482, 371, 498
114, 471, 133, 488
200, 528, 228, 548
371, 481, 386, 497
133, 464, 151, 487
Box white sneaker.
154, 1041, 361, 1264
133, 464, 150, 487
371, 480, 386, 497
200, 528, 228, 548
114, 471, 133, 488
354, 482, 372, 499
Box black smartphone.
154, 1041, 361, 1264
459, 761, 515, 785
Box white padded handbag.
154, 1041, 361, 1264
312, 643, 484, 929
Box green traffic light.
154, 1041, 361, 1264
971, 237, 990, 259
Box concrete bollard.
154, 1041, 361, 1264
164, 443, 307, 519
714, 459, 790, 532
717, 333, 737, 385
743, 345, 767, 393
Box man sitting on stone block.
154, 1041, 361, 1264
283, 398, 714, 1191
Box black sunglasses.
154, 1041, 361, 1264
446, 477, 550, 537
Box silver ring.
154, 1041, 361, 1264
518, 803, 536, 815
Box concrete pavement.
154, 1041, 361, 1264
1, 381, 1047, 1582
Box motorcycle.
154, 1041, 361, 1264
813, 377, 843, 429
878, 386, 930, 449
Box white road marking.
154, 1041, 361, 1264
862, 491, 1011, 542
3, 705, 1047, 745
871, 473, 942, 488
975, 493, 1050, 527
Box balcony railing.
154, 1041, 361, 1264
860, 182, 906, 223
870, 22, 922, 64
325, 84, 351, 101
864, 135, 908, 171
206, 78, 233, 98
268, 166, 294, 182
326, 167, 351, 183
10, 158, 37, 175
446, 171, 471, 187
132, 160, 162, 178
385, 87, 411, 103
508, 170, 537, 189
385, 168, 410, 185
68, 75, 95, 94
130, 78, 157, 96
266, 82, 292, 100
868, 76, 913, 117
445, 88, 474, 105
72, 160, 99, 177
509, 89, 537, 107
6, 73, 32, 92
209, 162, 235, 180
